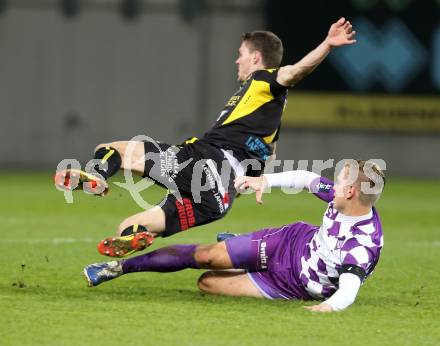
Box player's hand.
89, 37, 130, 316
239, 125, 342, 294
304, 303, 333, 313
325, 17, 356, 48
234, 175, 268, 204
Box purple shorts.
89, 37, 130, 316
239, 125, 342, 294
225, 222, 318, 300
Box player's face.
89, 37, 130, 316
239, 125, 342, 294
235, 41, 254, 82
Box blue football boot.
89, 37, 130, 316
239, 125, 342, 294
83, 261, 123, 287
216, 232, 239, 242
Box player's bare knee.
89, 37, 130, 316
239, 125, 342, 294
194, 245, 216, 268
197, 271, 215, 293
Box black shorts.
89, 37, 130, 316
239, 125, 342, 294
142, 139, 237, 237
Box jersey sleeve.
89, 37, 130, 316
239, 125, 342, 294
264, 171, 334, 203
308, 175, 335, 203
253, 69, 288, 96
324, 273, 361, 311
339, 236, 378, 275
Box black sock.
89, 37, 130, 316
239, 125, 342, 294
120, 224, 148, 237
93, 146, 121, 180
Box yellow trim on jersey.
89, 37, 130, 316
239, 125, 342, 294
185, 137, 199, 144
101, 147, 115, 164
263, 129, 278, 144
222, 80, 274, 126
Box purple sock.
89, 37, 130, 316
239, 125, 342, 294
121, 244, 198, 273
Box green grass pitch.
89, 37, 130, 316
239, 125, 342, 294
1, 172, 439, 345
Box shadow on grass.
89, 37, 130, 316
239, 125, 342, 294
2, 279, 305, 312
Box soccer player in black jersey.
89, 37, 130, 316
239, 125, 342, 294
55, 17, 356, 258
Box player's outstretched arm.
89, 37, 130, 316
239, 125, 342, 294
235, 170, 323, 204
304, 273, 362, 313
277, 17, 356, 87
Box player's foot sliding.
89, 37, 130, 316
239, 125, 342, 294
85, 244, 198, 287
216, 232, 239, 242
54, 146, 121, 196
98, 225, 155, 258
83, 261, 123, 287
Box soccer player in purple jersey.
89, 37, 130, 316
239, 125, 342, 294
83, 160, 385, 312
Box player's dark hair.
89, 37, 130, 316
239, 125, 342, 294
241, 31, 283, 68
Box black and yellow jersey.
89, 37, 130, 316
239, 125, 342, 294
198, 68, 288, 169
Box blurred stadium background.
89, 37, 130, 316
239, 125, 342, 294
1, 1, 440, 345
0, 0, 439, 177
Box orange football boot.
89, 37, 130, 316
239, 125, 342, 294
97, 232, 155, 257
54, 169, 108, 196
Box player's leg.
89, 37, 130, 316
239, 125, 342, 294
98, 203, 233, 261
84, 262, 263, 298
86, 228, 269, 288
84, 241, 266, 298
93, 140, 145, 177
96, 206, 165, 257
193, 242, 234, 269
87, 224, 313, 298
84, 241, 233, 286
97, 182, 228, 256
54, 140, 145, 195
120, 241, 233, 273
118, 206, 166, 236
96, 142, 237, 257
197, 271, 263, 298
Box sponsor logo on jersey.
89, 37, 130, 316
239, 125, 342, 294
317, 182, 333, 193
205, 160, 230, 213
226, 95, 241, 107
259, 241, 268, 269
176, 198, 196, 231
160, 147, 180, 183
245, 136, 270, 161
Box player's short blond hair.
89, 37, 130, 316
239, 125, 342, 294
344, 160, 386, 206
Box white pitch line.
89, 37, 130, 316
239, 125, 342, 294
410, 241, 440, 247
1, 239, 440, 247
1, 238, 96, 245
